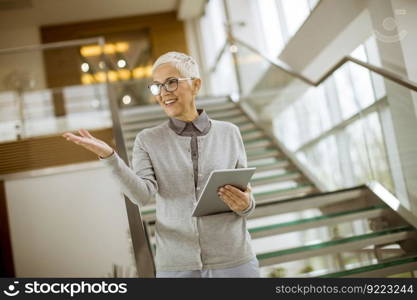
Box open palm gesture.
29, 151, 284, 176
62, 128, 114, 158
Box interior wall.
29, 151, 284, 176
39, 12, 188, 87
0, 26, 46, 91
390, 0, 417, 119
4, 162, 136, 277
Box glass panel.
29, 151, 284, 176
280, 0, 310, 38
256, 0, 285, 57
209, 49, 239, 96
0, 37, 155, 142
334, 65, 359, 120
349, 62, 376, 109
199, 0, 227, 69
0, 40, 110, 141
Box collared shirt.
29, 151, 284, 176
168, 109, 211, 191
99, 110, 256, 272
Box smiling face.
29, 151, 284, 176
151, 63, 201, 122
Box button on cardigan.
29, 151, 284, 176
168, 108, 211, 190
99, 110, 256, 272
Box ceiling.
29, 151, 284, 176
0, 0, 178, 27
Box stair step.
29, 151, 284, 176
243, 131, 266, 142
120, 98, 239, 121
248, 158, 291, 171
254, 184, 315, 202
235, 119, 253, 127
121, 111, 166, 124
208, 110, 242, 120
251, 171, 302, 187
125, 134, 275, 155
247, 148, 282, 160
244, 137, 269, 145
198, 102, 237, 112
257, 226, 415, 266
239, 122, 257, 132
125, 141, 280, 157
141, 206, 156, 223
121, 108, 243, 131
140, 184, 314, 223
228, 115, 250, 124
318, 254, 417, 278
122, 119, 166, 132
249, 205, 388, 238
245, 139, 273, 151
120, 99, 234, 120
249, 186, 365, 219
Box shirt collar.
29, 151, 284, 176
169, 108, 210, 134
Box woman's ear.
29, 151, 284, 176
193, 78, 202, 96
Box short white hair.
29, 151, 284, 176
152, 51, 200, 79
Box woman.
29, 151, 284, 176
63, 52, 260, 278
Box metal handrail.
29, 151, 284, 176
212, 37, 417, 93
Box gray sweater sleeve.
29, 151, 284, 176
98, 132, 158, 207
233, 125, 256, 217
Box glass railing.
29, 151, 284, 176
207, 37, 417, 277
0, 38, 154, 143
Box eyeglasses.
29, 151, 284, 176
148, 77, 194, 96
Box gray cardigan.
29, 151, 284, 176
99, 117, 256, 271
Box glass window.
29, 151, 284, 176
345, 120, 372, 184
365, 35, 387, 100
199, 0, 227, 69
334, 66, 359, 120
298, 86, 332, 142
350, 44, 367, 62
274, 105, 301, 151
209, 50, 238, 96
256, 0, 285, 57
364, 112, 393, 190
280, 0, 310, 38
349, 44, 376, 109
301, 135, 343, 190
349, 63, 376, 109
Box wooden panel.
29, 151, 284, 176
40, 11, 188, 62
0, 128, 114, 175
40, 12, 188, 117
0, 180, 15, 277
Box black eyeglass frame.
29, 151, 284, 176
147, 77, 195, 96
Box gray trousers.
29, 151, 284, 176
156, 257, 261, 278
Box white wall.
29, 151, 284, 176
4, 162, 136, 277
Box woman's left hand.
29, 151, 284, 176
218, 184, 251, 213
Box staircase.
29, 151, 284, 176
119, 97, 417, 278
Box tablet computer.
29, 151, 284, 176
192, 167, 256, 217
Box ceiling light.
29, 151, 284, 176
122, 95, 132, 105
81, 63, 89, 72
117, 59, 127, 68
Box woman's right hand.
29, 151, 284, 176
62, 128, 114, 158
